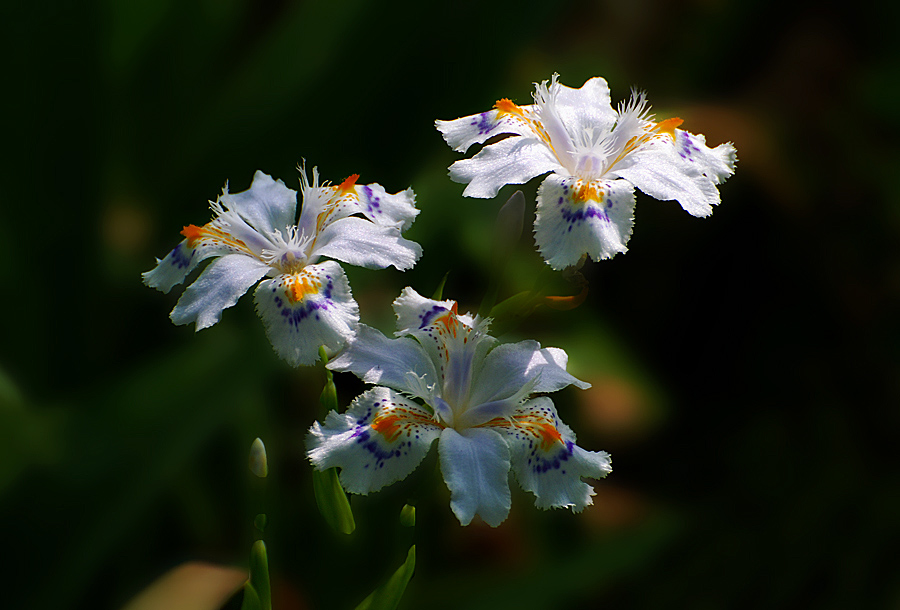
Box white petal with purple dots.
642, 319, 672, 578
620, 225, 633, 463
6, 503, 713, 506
436, 74, 736, 268
611, 129, 737, 218
144, 167, 421, 366
534, 174, 636, 270
254, 261, 358, 367
499, 397, 611, 511
435, 101, 535, 154
307, 387, 443, 494
311, 288, 610, 526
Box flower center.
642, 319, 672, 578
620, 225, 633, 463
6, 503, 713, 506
411, 307, 483, 429
532, 81, 666, 182
277, 249, 308, 274
569, 126, 618, 180
262, 226, 314, 273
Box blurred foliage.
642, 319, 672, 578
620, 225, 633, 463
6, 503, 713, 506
2, 0, 899, 609
354, 545, 415, 610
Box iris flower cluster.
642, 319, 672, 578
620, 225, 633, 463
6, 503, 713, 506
145, 75, 735, 525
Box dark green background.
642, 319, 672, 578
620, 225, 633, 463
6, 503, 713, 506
2, 1, 899, 608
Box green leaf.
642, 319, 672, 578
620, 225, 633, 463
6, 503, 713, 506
480, 190, 526, 316
494, 190, 526, 252
240, 584, 262, 610
354, 545, 416, 610
486, 290, 543, 336
431, 272, 449, 300
0, 370, 61, 493
241, 540, 271, 610
318, 346, 338, 416
312, 467, 356, 535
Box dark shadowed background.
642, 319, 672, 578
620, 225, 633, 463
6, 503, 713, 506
2, 0, 899, 608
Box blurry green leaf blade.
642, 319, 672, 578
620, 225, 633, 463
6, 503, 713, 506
0, 364, 25, 408
431, 272, 449, 300
0, 381, 61, 493
240, 540, 271, 610
354, 545, 416, 610
494, 190, 526, 253
319, 347, 338, 416
486, 290, 543, 336
312, 467, 356, 535
240, 584, 261, 610
480, 191, 526, 316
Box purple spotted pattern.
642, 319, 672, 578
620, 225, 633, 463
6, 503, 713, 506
360, 185, 383, 216
556, 180, 611, 232
269, 274, 334, 329
418, 304, 447, 329
470, 111, 496, 136
169, 243, 194, 269
679, 133, 701, 163
349, 397, 418, 471
504, 402, 576, 476
527, 440, 576, 475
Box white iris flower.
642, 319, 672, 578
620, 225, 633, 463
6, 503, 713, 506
436, 74, 736, 269
307, 288, 611, 527
143, 167, 421, 366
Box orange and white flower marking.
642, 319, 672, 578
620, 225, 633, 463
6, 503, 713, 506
437, 74, 736, 269
308, 288, 611, 526
143, 167, 421, 365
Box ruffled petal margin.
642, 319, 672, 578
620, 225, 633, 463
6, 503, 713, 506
297, 166, 419, 236
352, 184, 419, 231
254, 260, 358, 366
307, 387, 443, 494
435, 103, 535, 154
534, 174, 636, 270
439, 427, 512, 527
391, 288, 497, 390
392, 286, 457, 337
612, 129, 736, 218
142, 239, 211, 294
489, 397, 611, 511
169, 253, 270, 330
448, 135, 560, 199
312, 216, 422, 271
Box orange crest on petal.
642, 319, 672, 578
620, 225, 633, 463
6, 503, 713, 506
371, 413, 404, 443
285, 273, 321, 304
655, 117, 683, 140
494, 98, 523, 116
180, 224, 205, 246
337, 174, 359, 194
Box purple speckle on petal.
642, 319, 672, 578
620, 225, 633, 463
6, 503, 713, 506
169, 243, 194, 269
471, 112, 495, 136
